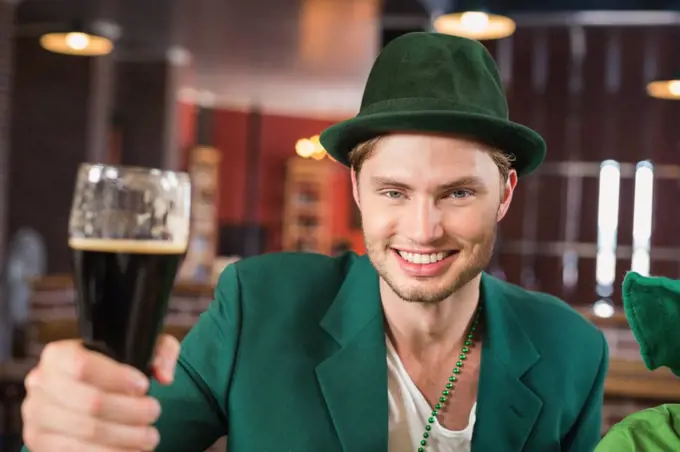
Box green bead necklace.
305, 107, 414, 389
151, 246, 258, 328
416, 304, 482, 452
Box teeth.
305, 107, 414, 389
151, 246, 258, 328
398, 251, 450, 264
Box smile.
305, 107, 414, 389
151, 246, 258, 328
395, 250, 455, 264
392, 249, 457, 277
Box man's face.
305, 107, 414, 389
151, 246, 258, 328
352, 133, 517, 304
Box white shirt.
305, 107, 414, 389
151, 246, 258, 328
387, 338, 476, 452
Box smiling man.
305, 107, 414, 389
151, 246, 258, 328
21, 33, 607, 452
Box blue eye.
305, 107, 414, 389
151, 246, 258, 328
384, 191, 403, 199
450, 190, 472, 199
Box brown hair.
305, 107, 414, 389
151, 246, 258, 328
347, 135, 516, 182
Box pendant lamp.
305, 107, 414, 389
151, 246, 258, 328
646, 73, 680, 100
433, 9, 515, 41
40, 20, 115, 56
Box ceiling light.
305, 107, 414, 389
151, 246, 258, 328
433, 11, 515, 41
647, 75, 680, 100
40, 22, 116, 57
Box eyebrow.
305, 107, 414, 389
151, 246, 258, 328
370, 176, 488, 192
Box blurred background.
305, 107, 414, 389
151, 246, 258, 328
1, 0, 680, 450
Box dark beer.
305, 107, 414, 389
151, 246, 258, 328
69, 237, 185, 374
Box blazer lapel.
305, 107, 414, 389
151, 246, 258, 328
315, 254, 389, 452
472, 274, 543, 452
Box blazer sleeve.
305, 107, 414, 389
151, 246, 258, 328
153, 264, 243, 451
562, 332, 610, 452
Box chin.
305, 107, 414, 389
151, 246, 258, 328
395, 285, 454, 304
407, 266, 483, 299
384, 271, 457, 303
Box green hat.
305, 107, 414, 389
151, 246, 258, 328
622, 271, 680, 377
319, 32, 546, 176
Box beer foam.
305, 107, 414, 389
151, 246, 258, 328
69, 237, 187, 255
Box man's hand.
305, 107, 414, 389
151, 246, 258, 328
21, 334, 180, 451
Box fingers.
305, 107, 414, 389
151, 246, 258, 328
23, 425, 148, 452
40, 340, 149, 395
29, 367, 161, 425
22, 340, 168, 452
22, 392, 160, 450
151, 334, 180, 385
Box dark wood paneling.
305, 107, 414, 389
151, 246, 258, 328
116, 60, 172, 169
651, 27, 680, 279
8, 37, 93, 273
0, 1, 12, 259
0, 0, 15, 365
495, 26, 680, 306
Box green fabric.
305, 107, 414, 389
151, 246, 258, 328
22, 252, 607, 451
623, 271, 680, 377
594, 274, 680, 451
596, 404, 680, 451
319, 32, 547, 176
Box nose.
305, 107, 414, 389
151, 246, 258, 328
403, 197, 444, 245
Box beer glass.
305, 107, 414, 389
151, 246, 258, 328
68, 164, 191, 374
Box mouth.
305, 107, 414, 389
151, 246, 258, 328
394, 249, 457, 265
391, 249, 459, 277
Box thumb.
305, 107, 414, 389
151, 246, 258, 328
151, 334, 181, 385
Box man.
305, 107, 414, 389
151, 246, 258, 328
20, 32, 608, 452
596, 272, 680, 450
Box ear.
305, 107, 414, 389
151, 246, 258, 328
497, 169, 518, 222
351, 168, 361, 209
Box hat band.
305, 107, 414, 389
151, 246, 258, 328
358, 97, 507, 119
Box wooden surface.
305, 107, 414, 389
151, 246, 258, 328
30, 274, 215, 297
33, 318, 192, 345
577, 307, 631, 329
606, 358, 680, 401
0, 359, 35, 381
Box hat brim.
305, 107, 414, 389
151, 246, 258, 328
319, 110, 546, 177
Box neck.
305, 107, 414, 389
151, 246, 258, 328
382, 274, 482, 358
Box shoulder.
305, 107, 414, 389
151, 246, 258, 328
228, 251, 354, 289
215, 251, 359, 310
488, 276, 608, 391
597, 404, 680, 450
230, 250, 353, 279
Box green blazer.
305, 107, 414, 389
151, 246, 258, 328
24, 252, 609, 451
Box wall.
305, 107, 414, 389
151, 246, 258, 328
192, 105, 360, 253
